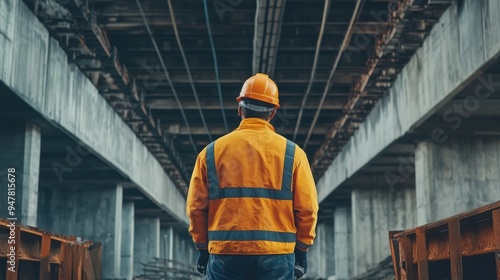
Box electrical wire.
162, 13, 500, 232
293, 0, 331, 143
135, 0, 198, 154
167, 0, 213, 142
203, 0, 229, 133
303, 0, 366, 150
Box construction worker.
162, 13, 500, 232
186, 73, 318, 280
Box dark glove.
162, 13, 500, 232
197, 250, 209, 275
294, 248, 307, 279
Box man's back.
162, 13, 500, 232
187, 118, 317, 255
186, 73, 318, 279
208, 118, 298, 255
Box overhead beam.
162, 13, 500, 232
0, 0, 189, 225
165, 124, 330, 136
316, 0, 500, 202
146, 97, 346, 110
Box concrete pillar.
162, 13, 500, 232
307, 221, 335, 279
121, 201, 134, 280
37, 185, 123, 279
334, 207, 353, 280
160, 228, 168, 260
0, 123, 41, 226
351, 187, 416, 275
134, 217, 160, 275
416, 136, 500, 225
168, 226, 174, 261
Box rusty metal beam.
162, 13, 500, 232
0, 219, 100, 280
302, 0, 367, 150
392, 201, 500, 279
39, 234, 51, 280
448, 219, 464, 280
493, 209, 500, 280
312, 0, 416, 168
415, 227, 429, 280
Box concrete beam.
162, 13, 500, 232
334, 207, 353, 280
166, 124, 329, 136
121, 202, 135, 280
351, 187, 416, 275
307, 221, 335, 279
37, 185, 123, 279
416, 136, 500, 225
0, 122, 41, 226
317, 0, 500, 202
0, 0, 188, 225
134, 217, 160, 275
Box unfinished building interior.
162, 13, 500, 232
1, 0, 500, 279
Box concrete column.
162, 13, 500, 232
416, 136, 500, 225
0, 123, 41, 226
351, 187, 416, 275
37, 185, 123, 279
134, 217, 160, 275
307, 221, 335, 279
168, 226, 174, 261
334, 207, 353, 280
160, 228, 167, 260
121, 202, 135, 280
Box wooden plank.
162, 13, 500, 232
401, 237, 416, 280
415, 227, 429, 280
492, 209, 500, 280
448, 219, 463, 280
39, 234, 51, 280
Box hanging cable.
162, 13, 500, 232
293, 0, 331, 143
136, 0, 198, 154
303, 0, 366, 150
203, 0, 229, 133
167, 0, 212, 143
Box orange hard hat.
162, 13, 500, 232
236, 73, 280, 108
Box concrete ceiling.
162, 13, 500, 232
24, 0, 453, 195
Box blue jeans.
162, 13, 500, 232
206, 254, 295, 280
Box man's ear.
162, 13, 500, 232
238, 106, 243, 117
269, 109, 277, 121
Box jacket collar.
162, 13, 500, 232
236, 118, 275, 132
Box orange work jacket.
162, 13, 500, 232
186, 118, 318, 255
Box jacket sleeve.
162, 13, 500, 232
186, 149, 209, 250
292, 148, 319, 251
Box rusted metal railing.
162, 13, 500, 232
390, 201, 500, 280
0, 219, 101, 280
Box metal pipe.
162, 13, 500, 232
293, 0, 331, 142
167, 0, 213, 142
135, 0, 198, 154
303, 0, 366, 150
203, 0, 229, 133
253, 0, 286, 75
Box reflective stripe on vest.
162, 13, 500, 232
206, 139, 296, 200
208, 230, 296, 242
